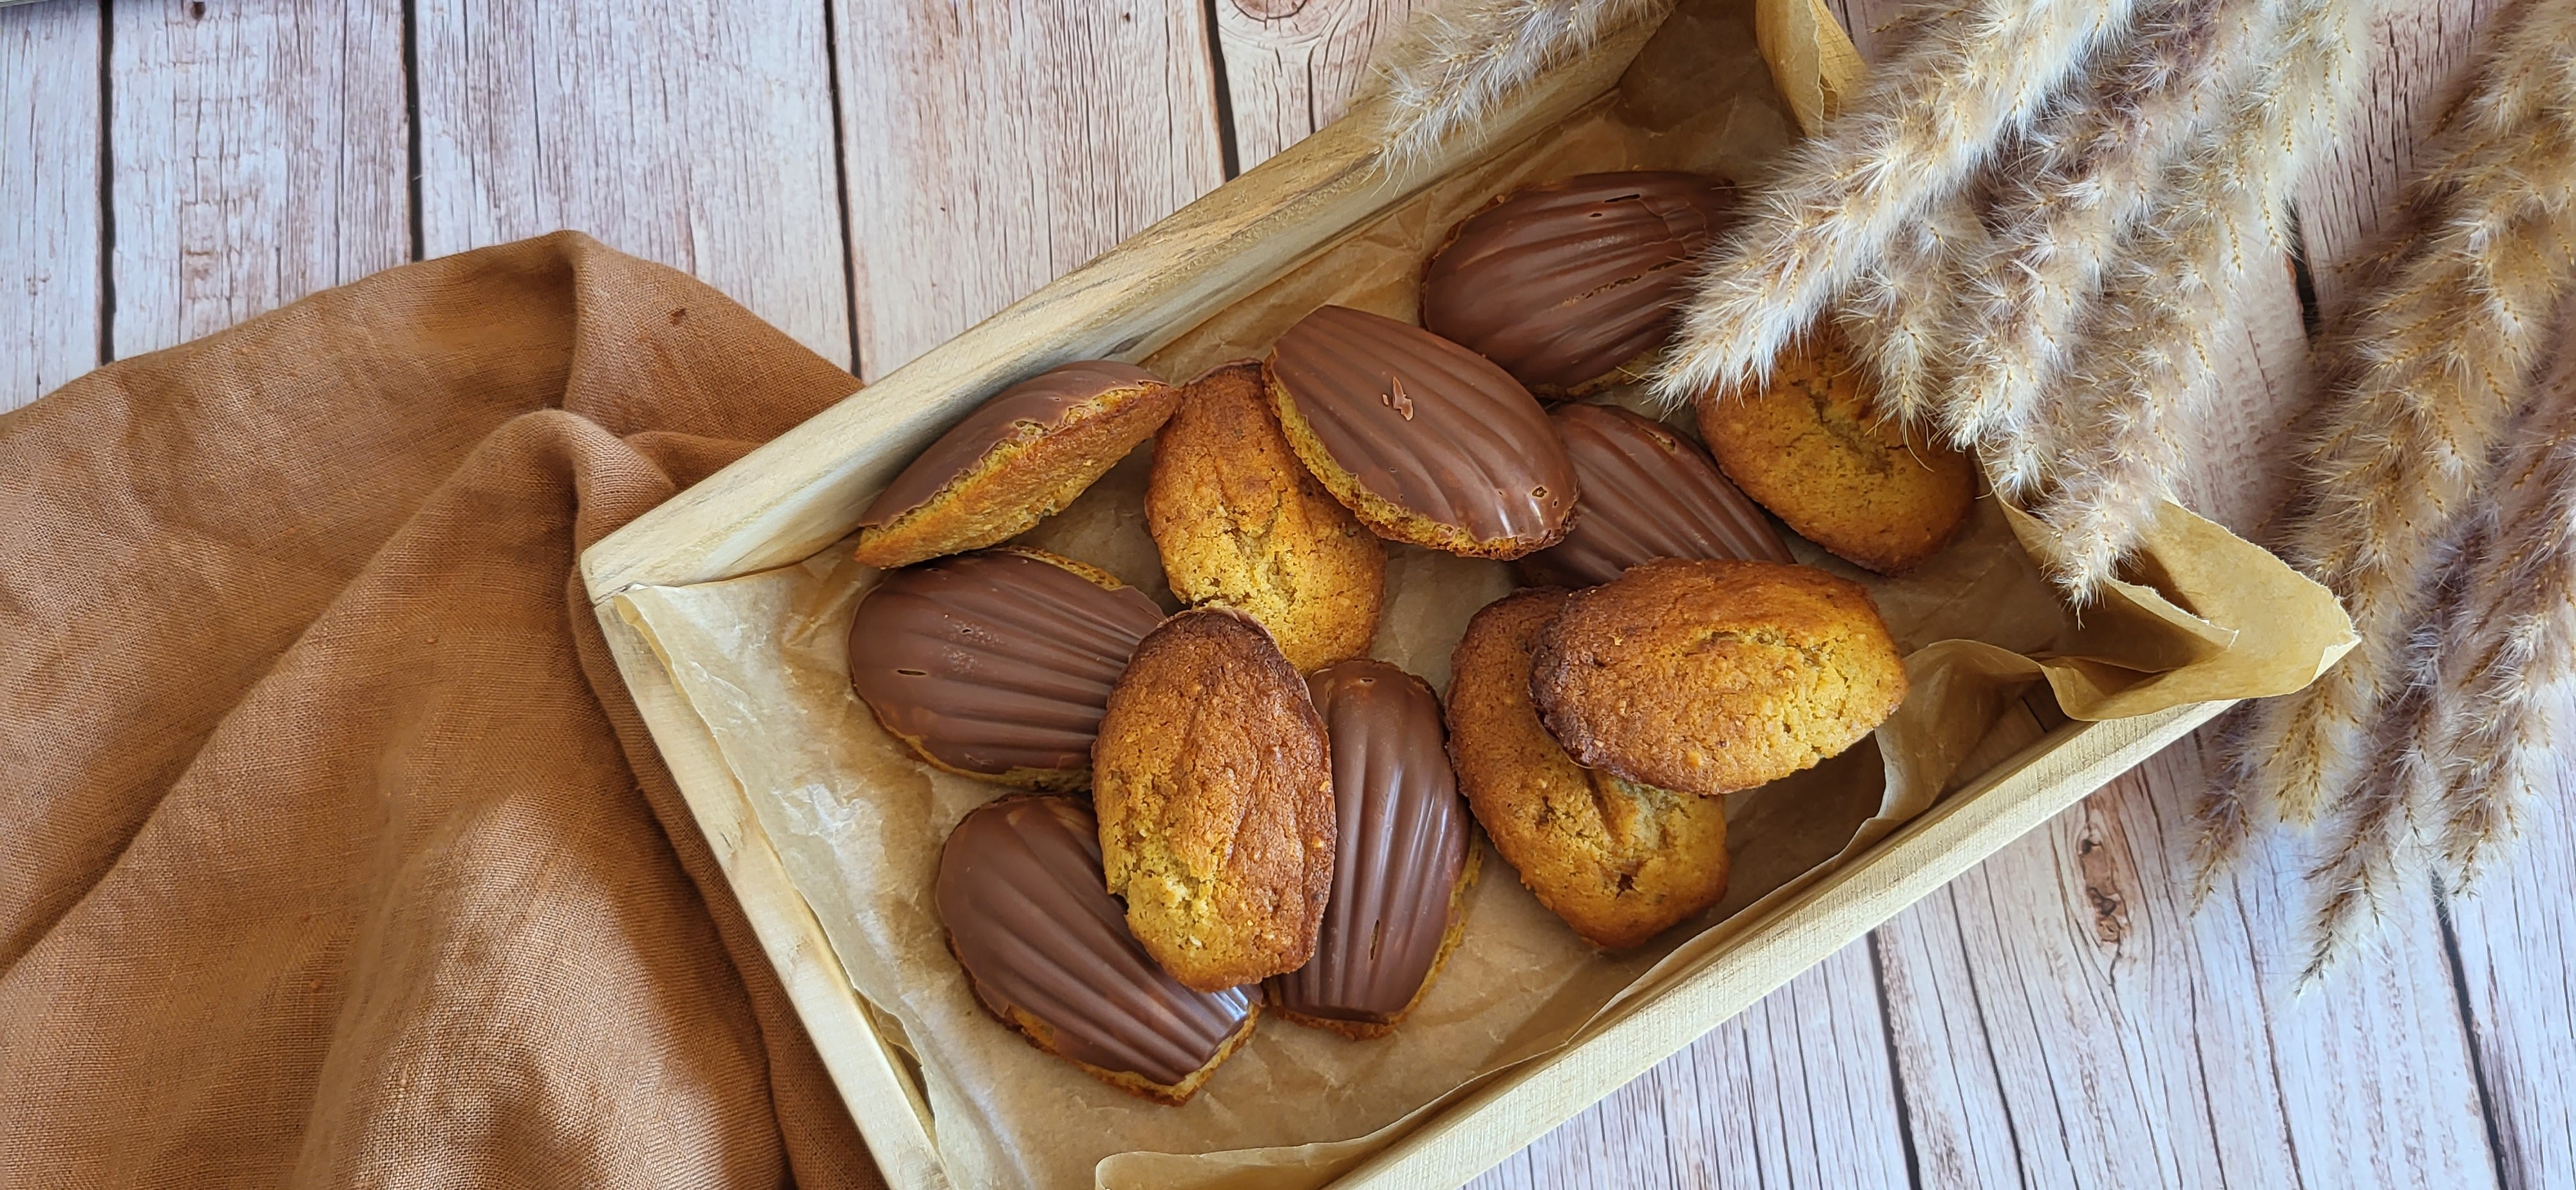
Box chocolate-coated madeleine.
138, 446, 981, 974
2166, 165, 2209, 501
1094, 608, 1336, 991
1447, 589, 1730, 949
1269, 659, 1478, 1038
1266, 305, 1576, 560
938, 795, 1260, 1105
855, 360, 1181, 568
1531, 559, 1907, 797
848, 547, 1164, 790
1521, 402, 1791, 587
1423, 171, 1737, 394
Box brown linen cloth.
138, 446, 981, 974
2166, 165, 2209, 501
0, 233, 883, 1189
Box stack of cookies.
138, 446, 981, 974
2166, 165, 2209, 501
845, 171, 1969, 1106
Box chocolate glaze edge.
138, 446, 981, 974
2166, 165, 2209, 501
1422, 172, 1738, 392
1269, 658, 1477, 1032
936, 795, 1259, 1103
848, 549, 1166, 780
1265, 306, 1575, 557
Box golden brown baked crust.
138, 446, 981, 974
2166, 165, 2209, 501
1093, 608, 1337, 990
1146, 361, 1387, 671
1272, 847, 1481, 1039
1694, 329, 1973, 574
853, 373, 1182, 568
1444, 589, 1731, 950
1530, 560, 1907, 797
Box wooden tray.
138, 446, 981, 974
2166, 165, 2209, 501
577, 7, 2249, 1186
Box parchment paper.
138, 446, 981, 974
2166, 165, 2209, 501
612, 3, 2354, 1186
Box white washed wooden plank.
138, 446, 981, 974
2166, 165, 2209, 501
413, 0, 851, 368
0, 0, 99, 412
1882, 737, 2503, 1190
106, 0, 408, 361
1212, 0, 1424, 172
831, 0, 1225, 381
2448, 751, 2575, 1190
1469, 940, 1913, 1190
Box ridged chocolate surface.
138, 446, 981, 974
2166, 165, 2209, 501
1422, 172, 1736, 392
848, 550, 1165, 777
1269, 305, 1575, 547
938, 796, 1256, 1086
1524, 403, 1792, 587
1271, 659, 1472, 1026
859, 360, 1163, 527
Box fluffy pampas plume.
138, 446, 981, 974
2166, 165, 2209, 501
2298, 347, 2576, 982
1938, 0, 2264, 496
1653, 0, 2143, 402
2425, 368, 2576, 890
2023, 0, 2360, 596
1368, 0, 1673, 168
2202, 0, 2576, 901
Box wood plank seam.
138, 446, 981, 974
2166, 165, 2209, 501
822, 0, 862, 376
1202, 0, 1245, 180
2434, 883, 2517, 1190
94, 0, 112, 369
1866, 930, 1930, 1190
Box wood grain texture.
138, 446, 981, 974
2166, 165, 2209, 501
2448, 753, 2575, 1190
106, 0, 408, 361
2292, 0, 2511, 327
831, 0, 1225, 379
1211, 0, 1424, 171
1880, 740, 2501, 1190
0, 0, 99, 413
413, 0, 851, 368
1469, 941, 1911, 1190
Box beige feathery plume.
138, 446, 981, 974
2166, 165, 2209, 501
2203, 0, 2576, 883
2029, 0, 2360, 600
1941, 0, 2262, 496
2296, 520, 2483, 985
2424, 366, 2576, 890
1651, 0, 2141, 408
1370, 0, 1672, 169
2304, 348, 2576, 976
1837, 192, 1985, 430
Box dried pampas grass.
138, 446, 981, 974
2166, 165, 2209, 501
2204, 0, 2576, 900
1368, 0, 1673, 169
1942, 0, 2258, 493
2424, 373, 2576, 890
2299, 351, 2576, 981
1836, 192, 1985, 431
2025, 0, 2359, 597
1654, 0, 2143, 402
1643, 0, 2360, 607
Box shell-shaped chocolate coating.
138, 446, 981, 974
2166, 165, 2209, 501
1422, 171, 1737, 392
938, 795, 1256, 1088
859, 360, 1164, 528
1522, 402, 1792, 587
1270, 659, 1473, 1032
1268, 305, 1576, 558
848, 549, 1165, 785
